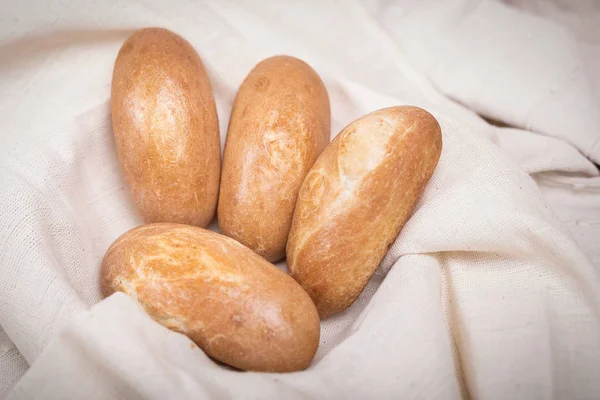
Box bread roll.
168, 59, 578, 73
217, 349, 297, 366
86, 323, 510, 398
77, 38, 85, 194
111, 28, 220, 227
286, 106, 442, 318
101, 223, 320, 372
218, 56, 330, 262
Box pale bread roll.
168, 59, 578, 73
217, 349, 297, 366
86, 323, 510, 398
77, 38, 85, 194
286, 106, 442, 318
218, 56, 330, 262
111, 28, 220, 227
101, 223, 320, 372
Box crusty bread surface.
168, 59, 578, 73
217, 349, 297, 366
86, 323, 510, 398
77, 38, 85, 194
111, 28, 220, 227
218, 55, 330, 262
286, 106, 442, 318
101, 223, 320, 372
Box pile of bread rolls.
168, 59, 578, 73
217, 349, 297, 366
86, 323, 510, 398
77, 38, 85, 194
101, 28, 442, 373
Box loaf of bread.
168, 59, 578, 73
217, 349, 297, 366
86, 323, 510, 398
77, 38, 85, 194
111, 28, 220, 227
101, 223, 320, 372
286, 106, 442, 318
218, 56, 330, 262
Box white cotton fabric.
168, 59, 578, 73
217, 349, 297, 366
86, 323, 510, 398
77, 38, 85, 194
0, 0, 599, 399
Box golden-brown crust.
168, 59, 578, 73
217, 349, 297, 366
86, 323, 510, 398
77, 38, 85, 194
286, 106, 442, 318
111, 28, 220, 228
218, 56, 330, 262
100, 223, 320, 372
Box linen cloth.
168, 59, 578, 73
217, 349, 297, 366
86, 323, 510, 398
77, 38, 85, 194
0, 0, 599, 398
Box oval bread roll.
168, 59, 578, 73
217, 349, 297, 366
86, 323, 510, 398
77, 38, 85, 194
218, 56, 330, 262
101, 223, 320, 372
111, 28, 220, 227
286, 106, 442, 318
